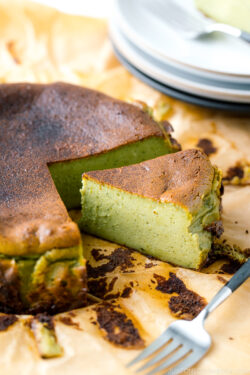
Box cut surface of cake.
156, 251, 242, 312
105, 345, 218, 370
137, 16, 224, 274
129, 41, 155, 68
0, 82, 178, 314
80, 149, 222, 269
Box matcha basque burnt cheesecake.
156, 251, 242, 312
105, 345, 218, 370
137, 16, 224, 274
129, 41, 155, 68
0, 82, 179, 314
80, 149, 223, 269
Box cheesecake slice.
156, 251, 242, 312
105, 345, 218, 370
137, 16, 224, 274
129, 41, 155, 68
195, 0, 250, 32
80, 150, 222, 269
0, 82, 178, 314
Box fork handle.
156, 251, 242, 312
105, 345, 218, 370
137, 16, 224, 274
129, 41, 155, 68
199, 258, 250, 320
226, 257, 250, 291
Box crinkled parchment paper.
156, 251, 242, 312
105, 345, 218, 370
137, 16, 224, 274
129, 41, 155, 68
0, 1, 249, 374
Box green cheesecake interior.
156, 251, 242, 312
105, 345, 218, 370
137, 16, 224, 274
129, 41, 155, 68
80, 167, 222, 270
49, 136, 174, 209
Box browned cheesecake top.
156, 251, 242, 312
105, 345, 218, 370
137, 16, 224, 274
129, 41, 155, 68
83, 149, 215, 213
0, 82, 165, 255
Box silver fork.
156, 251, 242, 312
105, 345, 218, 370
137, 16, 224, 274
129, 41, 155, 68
127, 258, 250, 375
143, 0, 250, 43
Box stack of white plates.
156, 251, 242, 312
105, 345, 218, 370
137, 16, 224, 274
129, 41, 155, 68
110, 0, 250, 112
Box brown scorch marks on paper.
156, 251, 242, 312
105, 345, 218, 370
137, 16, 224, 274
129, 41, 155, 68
223, 165, 244, 182
88, 276, 119, 300
121, 287, 132, 298
88, 276, 132, 300
58, 315, 82, 330
196, 138, 217, 156
91, 248, 107, 262
94, 302, 144, 348
217, 276, 227, 284
87, 247, 135, 278
87, 248, 137, 300
145, 262, 156, 269
154, 272, 207, 320
6, 41, 21, 64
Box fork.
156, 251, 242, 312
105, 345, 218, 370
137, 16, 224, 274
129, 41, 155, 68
143, 0, 250, 43
127, 258, 250, 375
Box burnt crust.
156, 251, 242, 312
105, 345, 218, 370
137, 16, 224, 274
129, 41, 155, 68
205, 220, 224, 238
84, 149, 215, 213
35, 313, 54, 330
0, 260, 23, 314
27, 263, 88, 315
0, 314, 18, 331
0, 258, 87, 315
0, 82, 166, 255
159, 121, 182, 151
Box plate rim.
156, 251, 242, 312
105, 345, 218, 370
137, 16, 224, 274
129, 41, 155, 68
112, 44, 250, 114
110, 21, 250, 103
114, 0, 250, 80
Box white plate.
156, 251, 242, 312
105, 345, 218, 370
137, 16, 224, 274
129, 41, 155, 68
110, 21, 250, 103
114, 0, 250, 83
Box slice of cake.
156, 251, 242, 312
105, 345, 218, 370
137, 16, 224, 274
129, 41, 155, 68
80, 149, 223, 269
195, 0, 250, 33
0, 82, 178, 314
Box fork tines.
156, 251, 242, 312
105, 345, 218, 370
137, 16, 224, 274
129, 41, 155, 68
127, 328, 199, 375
